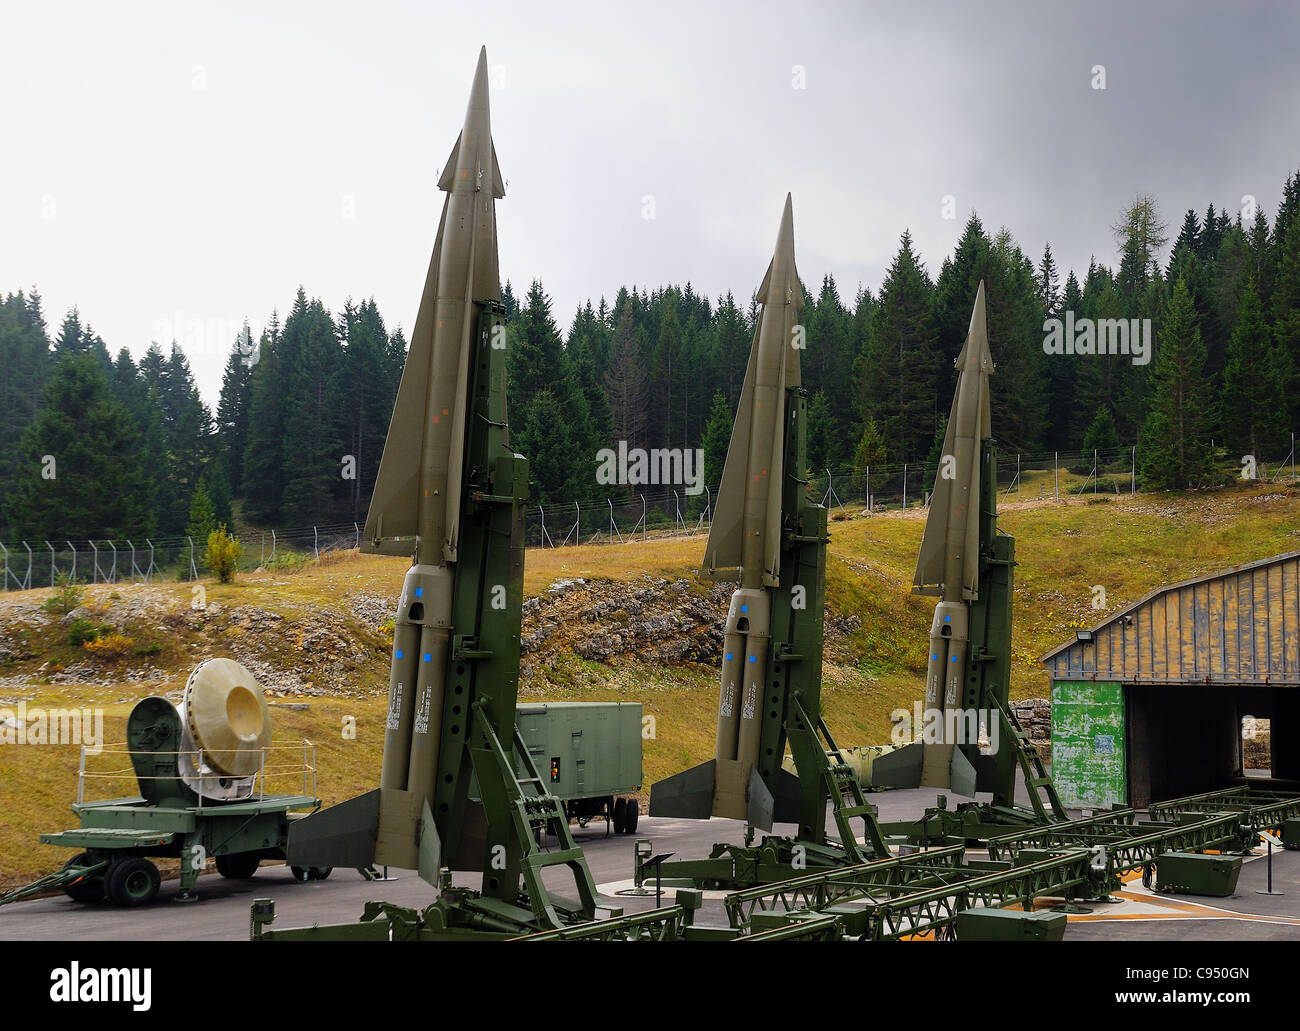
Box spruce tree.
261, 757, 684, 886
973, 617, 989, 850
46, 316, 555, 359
7, 352, 154, 539
702, 391, 731, 493
1138, 278, 1217, 489
1221, 279, 1287, 459
859, 231, 938, 464
186, 480, 217, 544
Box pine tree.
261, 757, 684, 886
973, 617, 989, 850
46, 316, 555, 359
185, 480, 217, 544
521, 388, 580, 507
852, 417, 887, 503
604, 305, 648, 451
1138, 278, 1217, 489
242, 315, 286, 523
216, 329, 254, 495
1221, 279, 1287, 459
0, 290, 51, 528
859, 231, 938, 463
1037, 244, 1061, 318
806, 389, 835, 477
7, 352, 154, 539
702, 391, 731, 492
278, 291, 345, 525
1082, 407, 1121, 461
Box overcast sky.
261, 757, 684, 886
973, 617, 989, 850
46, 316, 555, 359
3, 0, 1298, 407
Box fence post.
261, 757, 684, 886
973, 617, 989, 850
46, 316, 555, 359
108, 540, 117, 582
46, 541, 55, 587
270, 529, 276, 565
1054, 453, 1058, 499
1093, 450, 1098, 495
902, 463, 908, 510
0, 543, 7, 592
187, 537, 197, 581
1131, 445, 1136, 494
641, 495, 647, 541
575, 503, 580, 546
145, 539, 156, 582
354, 522, 360, 550
866, 466, 870, 511
89, 540, 98, 584
67, 541, 77, 582
1017, 454, 1021, 499
313, 527, 319, 560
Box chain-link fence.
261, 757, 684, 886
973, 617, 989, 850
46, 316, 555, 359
3, 438, 1296, 593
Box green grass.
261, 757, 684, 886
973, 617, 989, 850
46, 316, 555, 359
2, 479, 1296, 885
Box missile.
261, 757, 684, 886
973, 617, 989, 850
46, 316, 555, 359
286, 48, 518, 878
912, 281, 993, 788
651, 196, 804, 826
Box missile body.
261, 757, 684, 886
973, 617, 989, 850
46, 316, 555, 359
693, 196, 804, 821
364, 48, 513, 872
913, 282, 993, 788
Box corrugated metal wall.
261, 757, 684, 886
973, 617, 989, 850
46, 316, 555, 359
1044, 552, 1300, 685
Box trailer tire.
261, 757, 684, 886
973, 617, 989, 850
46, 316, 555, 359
215, 853, 260, 879
106, 857, 160, 906
625, 799, 639, 833
62, 853, 105, 903
612, 797, 627, 834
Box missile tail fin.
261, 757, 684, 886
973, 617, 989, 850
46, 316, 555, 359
702, 327, 760, 579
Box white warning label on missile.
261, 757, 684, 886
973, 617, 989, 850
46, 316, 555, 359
413, 685, 433, 735
719, 680, 736, 718
742, 683, 758, 721
385, 683, 404, 731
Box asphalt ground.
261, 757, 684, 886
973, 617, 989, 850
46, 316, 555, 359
2, 774, 1296, 941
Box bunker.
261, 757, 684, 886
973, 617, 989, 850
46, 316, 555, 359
1041, 551, 1300, 808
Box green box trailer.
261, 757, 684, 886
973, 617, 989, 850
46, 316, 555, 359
469, 702, 644, 834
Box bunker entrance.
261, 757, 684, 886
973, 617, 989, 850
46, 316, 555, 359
1126, 684, 1300, 807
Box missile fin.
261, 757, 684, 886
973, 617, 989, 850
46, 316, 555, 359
647, 759, 716, 819
913, 412, 958, 595
745, 765, 775, 832
702, 327, 760, 580
491, 142, 505, 198
438, 132, 462, 192
416, 798, 442, 887
362, 205, 452, 554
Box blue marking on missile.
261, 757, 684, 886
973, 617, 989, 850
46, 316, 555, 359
748, 655, 756, 663
726, 653, 733, 661
932, 653, 938, 660
951, 655, 958, 662
415, 587, 424, 598
423, 653, 431, 662
396, 650, 404, 659
741, 604, 748, 613
944, 614, 950, 622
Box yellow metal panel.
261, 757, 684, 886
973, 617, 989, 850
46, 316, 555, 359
1208, 578, 1225, 676
1284, 558, 1299, 678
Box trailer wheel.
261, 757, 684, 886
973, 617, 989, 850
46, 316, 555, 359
215, 853, 260, 879
612, 797, 627, 834
106, 857, 160, 906
625, 799, 639, 833
62, 853, 105, 903
310, 866, 332, 881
